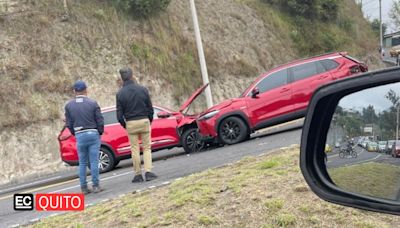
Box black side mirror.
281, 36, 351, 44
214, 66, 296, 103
157, 111, 171, 119
251, 87, 260, 98
301, 67, 400, 215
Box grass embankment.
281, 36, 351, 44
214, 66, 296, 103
31, 146, 400, 228
242, 0, 378, 58
329, 162, 400, 200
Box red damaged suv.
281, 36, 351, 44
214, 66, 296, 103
197, 52, 368, 145
58, 84, 208, 172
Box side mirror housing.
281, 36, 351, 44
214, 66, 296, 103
251, 88, 260, 98
301, 67, 400, 215
157, 111, 171, 119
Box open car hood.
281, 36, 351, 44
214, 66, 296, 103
178, 83, 209, 113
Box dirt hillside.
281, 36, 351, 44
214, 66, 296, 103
0, 0, 383, 185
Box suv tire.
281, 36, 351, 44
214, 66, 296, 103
89, 147, 115, 173
218, 116, 248, 145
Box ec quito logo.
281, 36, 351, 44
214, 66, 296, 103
14, 193, 84, 211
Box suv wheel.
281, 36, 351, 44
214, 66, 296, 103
182, 128, 204, 154
218, 116, 248, 145
89, 147, 115, 173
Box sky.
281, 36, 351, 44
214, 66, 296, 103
361, 0, 396, 33
339, 82, 400, 113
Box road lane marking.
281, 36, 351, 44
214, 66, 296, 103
51, 170, 133, 193
346, 154, 382, 166
0, 179, 77, 201
328, 154, 339, 158
0, 175, 64, 194
0, 170, 134, 201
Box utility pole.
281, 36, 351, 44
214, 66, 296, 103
189, 0, 213, 108
397, 105, 399, 140
379, 0, 383, 55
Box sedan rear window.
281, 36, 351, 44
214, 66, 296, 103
103, 111, 118, 125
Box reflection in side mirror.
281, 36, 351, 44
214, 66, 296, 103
157, 111, 171, 119
251, 88, 260, 98
326, 82, 400, 201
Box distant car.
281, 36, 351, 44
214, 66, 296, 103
197, 52, 368, 145
361, 140, 370, 148
58, 84, 209, 173
366, 142, 378, 152
390, 45, 400, 57
335, 142, 341, 148
378, 141, 387, 153
325, 144, 332, 153
391, 140, 400, 158
386, 140, 396, 154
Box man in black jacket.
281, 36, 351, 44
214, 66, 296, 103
65, 80, 104, 194
116, 67, 157, 182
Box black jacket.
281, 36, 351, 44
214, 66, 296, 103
116, 80, 154, 128
65, 95, 104, 135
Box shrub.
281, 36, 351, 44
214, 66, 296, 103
262, 0, 340, 22
113, 0, 171, 18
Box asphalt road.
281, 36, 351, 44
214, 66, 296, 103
382, 54, 398, 66
0, 124, 302, 228
326, 146, 400, 168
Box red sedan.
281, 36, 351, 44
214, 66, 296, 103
58, 84, 208, 172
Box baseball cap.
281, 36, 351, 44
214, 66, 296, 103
73, 80, 87, 92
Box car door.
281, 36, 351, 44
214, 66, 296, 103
290, 60, 332, 112
245, 68, 292, 128
150, 107, 180, 150
101, 110, 131, 156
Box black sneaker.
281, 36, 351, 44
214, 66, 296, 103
145, 172, 157, 181
93, 186, 103, 193
81, 187, 92, 195
132, 174, 144, 183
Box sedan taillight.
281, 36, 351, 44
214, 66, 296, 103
58, 134, 72, 141
58, 126, 72, 141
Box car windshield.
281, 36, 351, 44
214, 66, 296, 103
378, 141, 386, 145
369, 142, 378, 146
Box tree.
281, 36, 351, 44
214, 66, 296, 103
370, 18, 387, 37
362, 105, 378, 124
113, 0, 171, 18
390, 0, 400, 30
386, 89, 400, 107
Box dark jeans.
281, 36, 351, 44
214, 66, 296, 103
76, 131, 100, 188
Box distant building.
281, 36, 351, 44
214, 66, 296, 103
383, 31, 400, 48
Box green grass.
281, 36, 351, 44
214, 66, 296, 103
328, 162, 400, 200
29, 145, 400, 228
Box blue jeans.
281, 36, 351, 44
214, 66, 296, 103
76, 131, 100, 188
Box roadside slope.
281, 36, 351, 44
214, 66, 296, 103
30, 146, 400, 228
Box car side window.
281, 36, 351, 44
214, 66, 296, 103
291, 61, 319, 82
153, 108, 161, 119
316, 61, 326, 74
320, 59, 339, 71
103, 111, 118, 125
256, 69, 288, 94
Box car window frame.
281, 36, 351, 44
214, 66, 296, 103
246, 68, 288, 96
289, 60, 321, 82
